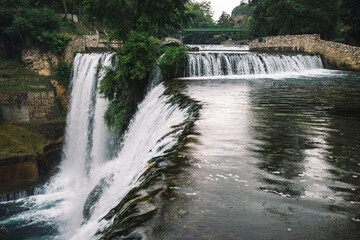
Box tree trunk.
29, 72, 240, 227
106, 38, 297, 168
70, 3, 74, 21
62, 0, 68, 18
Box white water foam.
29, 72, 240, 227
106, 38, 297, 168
68, 83, 187, 239
1, 53, 188, 240
186, 53, 323, 77
178, 69, 344, 81
188, 44, 249, 51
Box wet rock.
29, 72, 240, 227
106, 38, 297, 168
83, 178, 110, 223
158, 41, 183, 49
188, 46, 200, 52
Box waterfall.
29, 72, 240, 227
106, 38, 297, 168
186, 52, 323, 77
0, 53, 192, 240
51, 53, 190, 239
188, 44, 249, 51
147, 65, 162, 92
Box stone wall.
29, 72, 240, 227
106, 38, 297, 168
0, 91, 60, 121
249, 34, 360, 71
64, 36, 86, 63
20, 35, 120, 73
64, 35, 120, 63
20, 48, 59, 76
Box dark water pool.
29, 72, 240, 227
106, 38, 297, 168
153, 70, 360, 240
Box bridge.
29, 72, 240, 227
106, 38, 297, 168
181, 28, 246, 39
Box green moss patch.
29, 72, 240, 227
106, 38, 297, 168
0, 122, 50, 159
0, 59, 53, 92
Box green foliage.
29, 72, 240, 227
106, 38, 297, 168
245, 0, 359, 43
37, 31, 69, 54
4, 8, 60, 37
0, 121, 50, 159
248, 0, 340, 39
55, 96, 67, 117
231, 2, 256, 36
217, 12, 234, 28
340, 0, 360, 38
99, 31, 159, 132
0, 2, 69, 54
0, 59, 53, 92
232, 2, 256, 17
81, 0, 192, 41
186, 0, 215, 28
332, 38, 344, 43
59, 18, 77, 34
183, 1, 219, 44
55, 61, 72, 87
158, 46, 187, 80
79, 1, 193, 132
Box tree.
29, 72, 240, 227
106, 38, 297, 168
99, 31, 159, 132
89, 0, 192, 131
340, 0, 360, 44
81, 0, 192, 41
231, 2, 256, 28
248, 0, 340, 39
217, 11, 233, 28
0, 0, 68, 55
183, 1, 218, 44
186, 0, 215, 28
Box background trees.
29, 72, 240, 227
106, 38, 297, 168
246, 0, 359, 44
81, 0, 193, 131
217, 12, 234, 28
0, 0, 69, 54
186, 0, 215, 28
81, 0, 191, 41
247, 0, 340, 39
340, 0, 360, 45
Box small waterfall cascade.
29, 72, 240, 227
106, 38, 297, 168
188, 44, 249, 51
186, 52, 324, 77
147, 65, 162, 92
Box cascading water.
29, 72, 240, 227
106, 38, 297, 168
46, 53, 116, 238
3, 45, 355, 240
188, 44, 249, 51
186, 52, 323, 77
0, 53, 193, 240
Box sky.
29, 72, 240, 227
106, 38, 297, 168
206, 0, 247, 21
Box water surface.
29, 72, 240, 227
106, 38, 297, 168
153, 71, 360, 240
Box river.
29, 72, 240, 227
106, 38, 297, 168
0, 46, 359, 240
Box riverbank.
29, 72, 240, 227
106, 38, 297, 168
0, 120, 65, 195
0, 59, 65, 195
249, 34, 360, 71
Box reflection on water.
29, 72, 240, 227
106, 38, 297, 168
155, 72, 360, 240
250, 77, 360, 203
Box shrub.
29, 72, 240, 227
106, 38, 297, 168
158, 46, 187, 80
55, 61, 72, 87
36, 31, 69, 54
332, 38, 344, 43
99, 31, 159, 132
3, 6, 68, 54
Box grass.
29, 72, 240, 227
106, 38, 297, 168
0, 59, 53, 92
0, 121, 50, 159
59, 19, 96, 39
